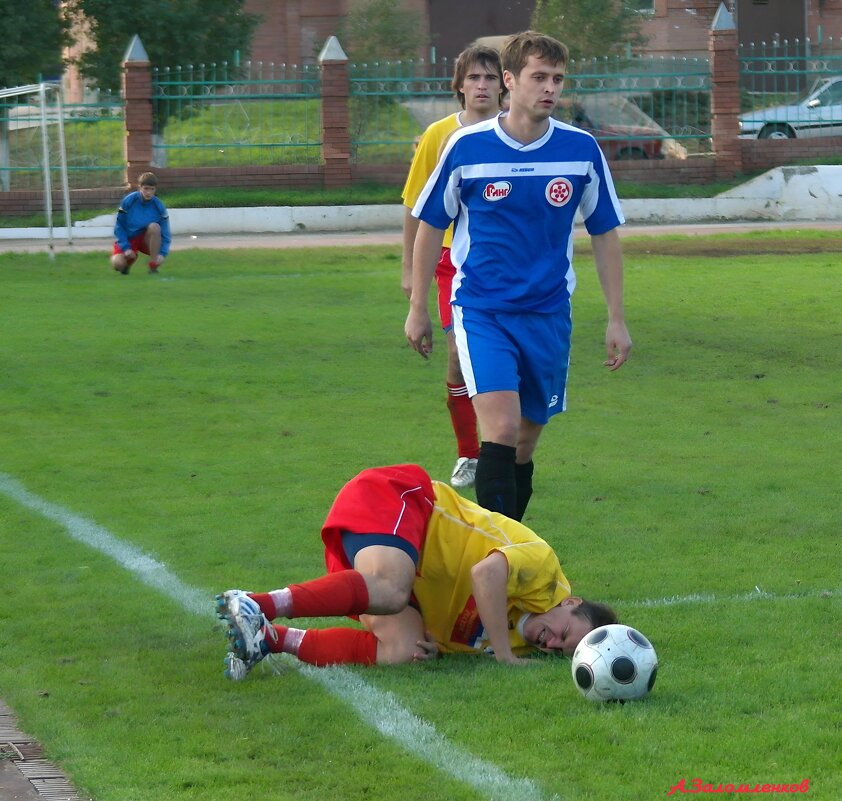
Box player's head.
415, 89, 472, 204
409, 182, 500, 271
522, 597, 618, 657
500, 31, 569, 80
138, 172, 158, 198
138, 172, 157, 188
452, 44, 505, 110
573, 599, 618, 632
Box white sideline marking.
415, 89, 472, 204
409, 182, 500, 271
0, 472, 549, 801
617, 587, 836, 608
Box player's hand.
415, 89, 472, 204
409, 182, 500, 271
155, 255, 165, 265
124, 249, 135, 259
604, 319, 632, 371
405, 307, 433, 359
412, 633, 441, 662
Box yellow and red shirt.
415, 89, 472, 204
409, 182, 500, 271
415, 481, 571, 654
401, 113, 461, 249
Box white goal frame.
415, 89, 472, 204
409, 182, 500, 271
0, 82, 72, 255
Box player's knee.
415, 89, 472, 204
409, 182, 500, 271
146, 222, 161, 234
363, 574, 413, 615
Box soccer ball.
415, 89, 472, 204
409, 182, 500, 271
571, 624, 658, 702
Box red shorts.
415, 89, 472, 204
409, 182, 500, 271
112, 233, 149, 263
321, 465, 435, 574
434, 247, 456, 331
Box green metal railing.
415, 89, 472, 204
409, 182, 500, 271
738, 38, 842, 139
0, 93, 122, 191
7, 40, 841, 192
348, 55, 712, 163
152, 61, 322, 167
349, 58, 455, 163
563, 55, 711, 157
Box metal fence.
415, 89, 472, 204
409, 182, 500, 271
562, 55, 711, 157
348, 54, 712, 164
5, 40, 840, 192
349, 58, 456, 164
0, 91, 122, 192
151, 61, 321, 167
738, 38, 842, 140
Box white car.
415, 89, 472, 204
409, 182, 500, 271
739, 76, 842, 139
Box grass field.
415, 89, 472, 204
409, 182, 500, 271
0, 235, 840, 801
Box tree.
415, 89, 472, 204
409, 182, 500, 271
0, 0, 71, 88
531, 0, 647, 62
63, 0, 259, 93
342, 0, 425, 63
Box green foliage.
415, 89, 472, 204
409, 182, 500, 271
531, 0, 648, 60
0, 0, 71, 87
341, 0, 425, 63
0, 239, 840, 799
63, 0, 259, 93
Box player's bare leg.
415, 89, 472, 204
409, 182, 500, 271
360, 606, 433, 664
144, 223, 163, 271
352, 545, 417, 614
111, 252, 129, 273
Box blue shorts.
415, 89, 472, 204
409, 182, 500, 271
452, 304, 572, 425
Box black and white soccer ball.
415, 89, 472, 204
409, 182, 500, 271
571, 624, 658, 702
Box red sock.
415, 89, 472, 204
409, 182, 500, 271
288, 570, 370, 618
297, 628, 379, 666
447, 383, 480, 459
248, 593, 278, 619
267, 624, 288, 653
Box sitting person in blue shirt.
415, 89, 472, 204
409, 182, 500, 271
111, 172, 171, 275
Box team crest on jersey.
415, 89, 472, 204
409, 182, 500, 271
546, 177, 573, 207
484, 181, 512, 201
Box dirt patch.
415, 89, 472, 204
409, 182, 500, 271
606, 235, 842, 259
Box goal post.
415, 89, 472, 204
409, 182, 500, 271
0, 82, 73, 256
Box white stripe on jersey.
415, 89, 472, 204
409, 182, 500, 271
460, 161, 594, 179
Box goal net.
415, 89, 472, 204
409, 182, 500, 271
0, 82, 72, 253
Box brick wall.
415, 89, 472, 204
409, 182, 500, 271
0, 188, 126, 217
740, 136, 842, 174
154, 165, 323, 189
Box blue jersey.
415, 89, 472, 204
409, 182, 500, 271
412, 114, 624, 314
114, 191, 171, 256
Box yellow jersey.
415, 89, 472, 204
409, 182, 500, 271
401, 113, 461, 249
414, 481, 572, 655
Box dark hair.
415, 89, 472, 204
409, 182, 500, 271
451, 45, 505, 110
500, 30, 569, 78
138, 171, 158, 187
572, 599, 619, 630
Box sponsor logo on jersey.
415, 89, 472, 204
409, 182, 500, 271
545, 177, 573, 207
450, 597, 483, 645
548, 394, 559, 408
484, 181, 512, 201
511, 167, 535, 173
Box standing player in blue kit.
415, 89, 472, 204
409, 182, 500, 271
405, 31, 632, 521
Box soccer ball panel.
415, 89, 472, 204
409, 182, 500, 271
571, 624, 658, 702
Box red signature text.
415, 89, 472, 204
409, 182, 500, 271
668, 778, 810, 795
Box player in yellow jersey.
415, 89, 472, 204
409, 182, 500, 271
215, 464, 617, 679
401, 45, 506, 490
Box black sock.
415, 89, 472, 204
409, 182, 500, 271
474, 441, 517, 518
514, 460, 534, 522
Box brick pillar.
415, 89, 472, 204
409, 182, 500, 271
709, 4, 742, 179
318, 36, 351, 189
121, 35, 154, 186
